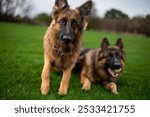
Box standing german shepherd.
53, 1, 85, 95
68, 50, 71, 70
77, 38, 125, 94
41, 0, 92, 95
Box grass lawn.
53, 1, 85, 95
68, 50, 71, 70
0, 22, 150, 100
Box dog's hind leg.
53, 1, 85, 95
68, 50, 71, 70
41, 53, 51, 95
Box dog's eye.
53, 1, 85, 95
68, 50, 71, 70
72, 21, 78, 28
107, 54, 112, 60
60, 19, 66, 25
116, 53, 119, 56
116, 52, 121, 57
109, 53, 113, 58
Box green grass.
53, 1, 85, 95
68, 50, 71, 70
0, 22, 150, 100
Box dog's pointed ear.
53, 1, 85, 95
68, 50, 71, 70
77, 0, 92, 18
116, 38, 124, 50
52, 0, 69, 18
77, 0, 92, 30
101, 37, 109, 49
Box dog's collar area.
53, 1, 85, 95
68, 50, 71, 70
53, 44, 64, 56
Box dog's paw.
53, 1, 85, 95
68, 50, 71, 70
82, 84, 91, 90
58, 87, 68, 95
113, 91, 119, 95
41, 84, 50, 95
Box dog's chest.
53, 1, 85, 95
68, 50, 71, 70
51, 47, 77, 71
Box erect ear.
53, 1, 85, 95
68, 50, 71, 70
77, 0, 92, 30
116, 38, 124, 50
101, 37, 109, 49
52, 0, 69, 18
77, 0, 92, 19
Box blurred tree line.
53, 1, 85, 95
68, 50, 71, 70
0, 0, 32, 22
88, 4, 150, 37
0, 0, 150, 37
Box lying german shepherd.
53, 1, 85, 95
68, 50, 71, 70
41, 0, 92, 95
77, 38, 125, 94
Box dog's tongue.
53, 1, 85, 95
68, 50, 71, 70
113, 72, 119, 78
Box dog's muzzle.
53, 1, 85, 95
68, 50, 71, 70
107, 60, 122, 78
113, 61, 121, 69
61, 34, 73, 44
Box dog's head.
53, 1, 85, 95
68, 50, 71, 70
52, 0, 92, 44
99, 38, 125, 78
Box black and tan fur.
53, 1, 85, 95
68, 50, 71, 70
77, 38, 125, 94
41, 0, 92, 95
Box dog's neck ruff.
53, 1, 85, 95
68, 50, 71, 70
52, 44, 64, 56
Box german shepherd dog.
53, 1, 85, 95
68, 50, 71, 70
41, 0, 92, 95
77, 38, 125, 94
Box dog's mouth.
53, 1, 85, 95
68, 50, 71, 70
108, 68, 122, 78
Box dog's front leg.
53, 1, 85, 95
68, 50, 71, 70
80, 68, 91, 90
41, 53, 51, 95
104, 81, 119, 95
58, 67, 73, 95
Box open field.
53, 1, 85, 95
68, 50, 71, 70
0, 22, 150, 100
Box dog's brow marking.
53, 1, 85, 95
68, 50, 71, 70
73, 9, 80, 14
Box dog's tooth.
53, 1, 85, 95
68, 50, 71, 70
114, 69, 121, 73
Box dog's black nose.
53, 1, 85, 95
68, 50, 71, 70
114, 62, 121, 69
62, 35, 72, 43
